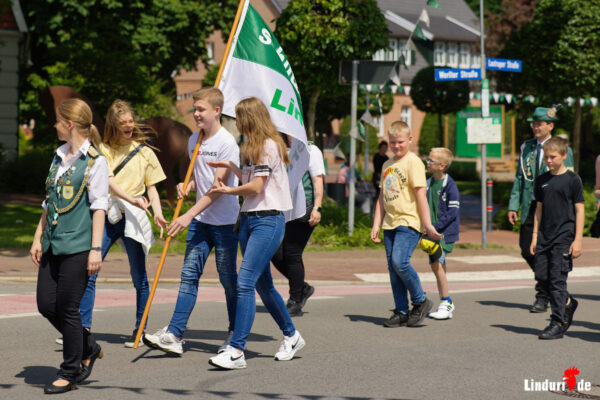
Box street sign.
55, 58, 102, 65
467, 117, 502, 144
481, 78, 489, 117
339, 61, 397, 85
486, 58, 522, 72
434, 68, 481, 81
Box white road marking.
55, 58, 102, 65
355, 266, 600, 283
446, 255, 525, 264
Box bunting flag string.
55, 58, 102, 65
427, 0, 440, 9
466, 92, 599, 107
386, 0, 435, 89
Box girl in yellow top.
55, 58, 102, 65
79, 100, 168, 346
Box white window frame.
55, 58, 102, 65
207, 42, 215, 64
398, 39, 411, 65
401, 106, 412, 129
471, 52, 481, 68
386, 38, 398, 61
447, 42, 458, 68
459, 43, 470, 68
434, 42, 446, 66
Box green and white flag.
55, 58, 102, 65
219, 0, 309, 220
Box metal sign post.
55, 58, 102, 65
339, 60, 396, 236
480, 0, 487, 248
348, 60, 358, 236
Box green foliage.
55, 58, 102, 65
310, 200, 382, 249
583, 186, 597, 237
276, 0, 389, 139
20, 0, 238, 120
501, 0, 600, 100
411, 66, 470, 116
0, 148, 55, 194
500, 0, 600, 170
446, 161, 479, 181
465, 0, 503, 16
202, 64, 220, 88
0, 204, 43, 248
418, 112, 457, 155
410, 66, 469, 143
338, 115, 380, 166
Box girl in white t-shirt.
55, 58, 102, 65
206, 97, 305, 369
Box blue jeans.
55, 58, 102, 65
384, 226, 425, 314
229, 213, 295, 351
168, 219, 238, 338
80, 216, 149, 330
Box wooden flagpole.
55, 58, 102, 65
133, 0, 247, 348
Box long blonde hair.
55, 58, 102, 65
103, 99, 157, 149
56, 99, 101, 147
235, 97, 290, 165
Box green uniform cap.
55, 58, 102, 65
527, 107, 558, 122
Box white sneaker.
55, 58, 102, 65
56, 337, 63, 346
209, 345, 246, 369
142, 327, 183, 355
428, 300, 455, 320
218, 331, 234, 354
274, 331, 305, 361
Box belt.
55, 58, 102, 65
241, 210, 281, 217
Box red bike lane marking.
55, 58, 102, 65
1, 278, 596, 317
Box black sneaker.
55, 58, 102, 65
563, 296, 578, 332
529, 298, 548, 313
407, 298, 433, 327
300, 284, 315, 308
383, 310, 408, 327
286, 300, 303, 316
539, 322, 564, 340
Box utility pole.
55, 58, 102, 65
348, 60, 358, 236
479, 0, 488, 248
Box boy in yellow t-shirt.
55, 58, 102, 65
371, 121, 441, 328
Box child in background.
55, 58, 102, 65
370, 121, 441, 328
425, 148, 460, 320
530, 137, 583, 340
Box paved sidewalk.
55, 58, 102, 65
3, 191, 598, 284
2, 232, 598, 284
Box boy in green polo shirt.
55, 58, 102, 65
425, 147, 460, 320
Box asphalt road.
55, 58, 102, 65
1, 278, 600, 400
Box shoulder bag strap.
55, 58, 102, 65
112, 144, 145, 176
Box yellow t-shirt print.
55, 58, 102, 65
380, 152, 426, 232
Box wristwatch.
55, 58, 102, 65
91, 246, 102, 252
315, 207, 322, 212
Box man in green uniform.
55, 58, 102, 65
508, 106, 574, 313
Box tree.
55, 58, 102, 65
20, 0, 238, 121
485, 0, 539, 57
499, 0, 600, 170
410, 66, 469, 145
275, 0, 389, 143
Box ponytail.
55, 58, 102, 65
88, 124, 101, 148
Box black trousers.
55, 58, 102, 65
271, 219, 315, 302
534, 245, 571, 324
519, 202, 550, 302
37, 250, 98, 381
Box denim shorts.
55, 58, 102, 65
429, 249, 448, 265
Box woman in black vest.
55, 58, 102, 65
30, 99, 109, 394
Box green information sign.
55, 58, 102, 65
456, 106, 503, 158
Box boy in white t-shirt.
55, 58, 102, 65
143, 87, 240, 355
